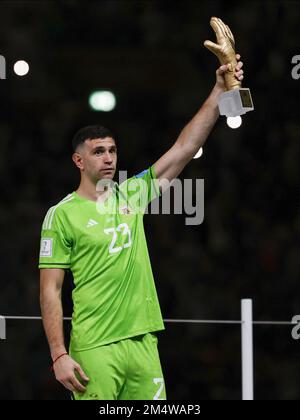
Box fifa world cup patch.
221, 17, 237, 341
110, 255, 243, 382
40, 238, 53, 257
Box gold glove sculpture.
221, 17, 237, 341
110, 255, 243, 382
204, 17, 254, 117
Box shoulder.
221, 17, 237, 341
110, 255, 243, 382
133, 166, 156, 180
134, 168, 149, 179
119, 167, 153, 189
42, 193, 75, 230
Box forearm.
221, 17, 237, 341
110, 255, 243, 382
40, 289, 66, 360
176, 85, 222, 157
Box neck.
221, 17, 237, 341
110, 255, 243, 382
76, 176, 114, 202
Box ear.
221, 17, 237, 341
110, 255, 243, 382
72, 152, 84, 170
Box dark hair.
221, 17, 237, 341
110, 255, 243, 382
72, 125, 115, 152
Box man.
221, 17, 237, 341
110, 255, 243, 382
39, 56, 244, 400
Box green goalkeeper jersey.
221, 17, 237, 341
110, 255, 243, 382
39, 165, 165, 351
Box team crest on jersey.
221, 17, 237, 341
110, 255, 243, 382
119, 206, 132, 215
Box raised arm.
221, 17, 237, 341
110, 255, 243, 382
40, 268, 89, 393
153, 58, 244, 186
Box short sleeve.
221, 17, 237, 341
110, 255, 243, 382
119, 165, 161, 214
38, 207, 72, 269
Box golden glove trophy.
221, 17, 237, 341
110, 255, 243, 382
204, 17, 254, 117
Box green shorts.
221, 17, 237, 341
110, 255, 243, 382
70, 332, 166, 400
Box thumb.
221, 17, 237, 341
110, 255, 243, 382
75, 364, 90, 382
204, 40, 221, 56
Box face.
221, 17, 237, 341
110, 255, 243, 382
72, 137, 117, 183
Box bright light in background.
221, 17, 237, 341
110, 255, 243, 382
226, 116, 242, 129
89, 91, 116, 112
193, 147, 203, 159
13, 60, 29, 76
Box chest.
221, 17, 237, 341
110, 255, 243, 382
70, 210, 140, 255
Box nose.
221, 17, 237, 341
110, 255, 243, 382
104, 151, 113, 164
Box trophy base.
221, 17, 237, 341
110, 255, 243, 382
218, 88, 254, 117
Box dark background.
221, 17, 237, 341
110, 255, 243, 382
0, 0, 300, 400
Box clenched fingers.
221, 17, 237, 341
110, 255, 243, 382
61, 376, 87, 393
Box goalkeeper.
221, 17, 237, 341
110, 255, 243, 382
39, 18, 244, 400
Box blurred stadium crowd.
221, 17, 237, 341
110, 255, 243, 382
0, 0, 299, 399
